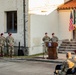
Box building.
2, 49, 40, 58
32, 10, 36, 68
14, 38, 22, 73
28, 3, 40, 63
0, 0, 75, 55
0, 0, 28, 55
58, 0, 76, 40
58, 0, 76, 53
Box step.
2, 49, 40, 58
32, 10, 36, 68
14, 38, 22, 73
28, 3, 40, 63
58, 46, 76, 49
58, 50, 75, 54
58, 48, 76, 51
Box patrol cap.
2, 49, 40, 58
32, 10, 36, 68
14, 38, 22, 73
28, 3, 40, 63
9, 33, 12, 36
1, 33, 3, 35
52, 33, 54, 35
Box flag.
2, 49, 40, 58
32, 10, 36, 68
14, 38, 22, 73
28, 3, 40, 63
69, 11, 74, 31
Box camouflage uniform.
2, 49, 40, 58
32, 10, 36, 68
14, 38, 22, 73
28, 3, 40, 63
55, 52, 75, 75
0, 35, 5, 56
51, 36, 58, 43
51, 36, 58, 56
42, 36, 51, 53
60, 57, 75, 75
6, 35, 14, 57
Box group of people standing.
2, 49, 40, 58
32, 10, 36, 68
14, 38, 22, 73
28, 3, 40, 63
0, 33, 14, 57
42, 32, 58, 58
42, 32, 58, 44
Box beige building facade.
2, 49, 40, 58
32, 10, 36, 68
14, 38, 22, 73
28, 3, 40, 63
0, 0, 74, 55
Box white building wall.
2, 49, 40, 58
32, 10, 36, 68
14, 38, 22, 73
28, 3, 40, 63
0, 0, 71, 55
58, 10, 72, 40
0, 0, 24, 46
0, 0, 29, 55
29, 10, 59, 55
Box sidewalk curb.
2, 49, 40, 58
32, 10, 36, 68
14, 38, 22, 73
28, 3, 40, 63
25, 58, 63, 63
12, 57, 64, 63
1, 57, 63, 63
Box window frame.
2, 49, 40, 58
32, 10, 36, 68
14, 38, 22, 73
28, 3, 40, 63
6, 11, 17, 33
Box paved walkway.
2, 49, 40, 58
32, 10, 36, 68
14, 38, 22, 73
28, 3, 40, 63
1, 53, 76, 63
24, 53, 76, 63
0, 59, 56, 75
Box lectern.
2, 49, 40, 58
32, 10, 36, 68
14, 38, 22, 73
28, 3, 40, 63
47, 42, 58, 59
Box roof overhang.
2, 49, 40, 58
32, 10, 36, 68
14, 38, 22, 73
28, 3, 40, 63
29, 0, 64, 15
29, 5, 58, 15
58, 0, 76, 10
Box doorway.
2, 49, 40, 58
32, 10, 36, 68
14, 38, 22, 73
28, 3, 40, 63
73, 28, 76, 39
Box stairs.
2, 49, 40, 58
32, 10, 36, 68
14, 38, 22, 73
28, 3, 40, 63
58, 39, 76, 54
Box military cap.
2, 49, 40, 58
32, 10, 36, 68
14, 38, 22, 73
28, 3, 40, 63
52, 33, 54, 35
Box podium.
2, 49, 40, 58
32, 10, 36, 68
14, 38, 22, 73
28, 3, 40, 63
47, 42, 58, 59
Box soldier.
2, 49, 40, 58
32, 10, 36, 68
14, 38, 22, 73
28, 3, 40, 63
6, 33, 14, 57
60, 52, 75, 75
50, 33, 58, 59
54, 52, 75, 75
51, 33, 58, 43
42, 32, 51, 54
0, 33, 5, 57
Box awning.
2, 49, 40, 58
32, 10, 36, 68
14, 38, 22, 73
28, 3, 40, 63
58, 0, 76, 10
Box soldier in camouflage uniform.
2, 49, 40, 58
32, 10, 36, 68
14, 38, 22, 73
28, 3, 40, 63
6, 33, 14, 57
60, 52, 75, 75
51, 33, 58, 58
0, 33, 5, 57
42, 32, 51, 54
51, 33, 58, 43
54, 52, 76, 75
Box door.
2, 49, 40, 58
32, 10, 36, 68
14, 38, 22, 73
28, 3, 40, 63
73, 28, 76, 39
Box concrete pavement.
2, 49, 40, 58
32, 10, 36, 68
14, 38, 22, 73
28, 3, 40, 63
0, 53, 76, 75
1, 53, 76, 63
24, 53, 76, 63
0, 60, 57, 75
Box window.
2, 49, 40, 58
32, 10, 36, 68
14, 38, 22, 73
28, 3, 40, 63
6, 11, 17, 33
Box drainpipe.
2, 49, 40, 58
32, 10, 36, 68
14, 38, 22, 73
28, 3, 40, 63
23, 0, 29, 55
23, 0, 26, 48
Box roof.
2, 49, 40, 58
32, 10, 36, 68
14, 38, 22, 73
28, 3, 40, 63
58, 0, 76, 10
